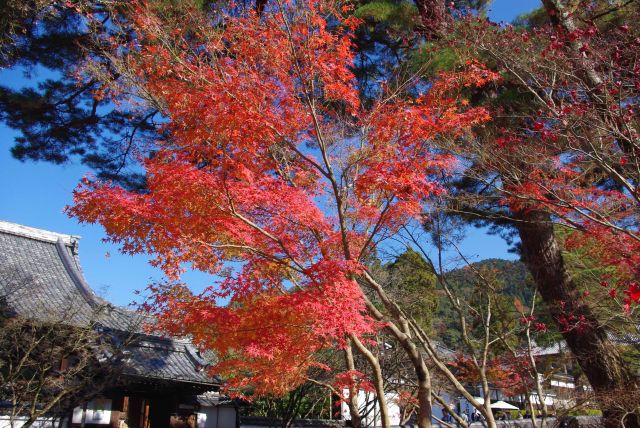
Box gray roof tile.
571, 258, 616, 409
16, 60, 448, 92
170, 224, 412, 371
0, 220, 218, 387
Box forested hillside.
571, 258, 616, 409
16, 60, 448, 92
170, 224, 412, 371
451, 259, 532, 299
433, 259, 536, 348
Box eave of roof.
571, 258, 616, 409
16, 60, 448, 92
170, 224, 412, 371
0, 220, 79, 246
0, 220, 219, 387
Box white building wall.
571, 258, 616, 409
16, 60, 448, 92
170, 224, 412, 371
198, 406, 237, 428
0, 417, 67, 428
340, 389, 401, 427
340, 389, 458, 426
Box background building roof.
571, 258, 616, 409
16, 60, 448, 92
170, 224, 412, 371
0, 220, 218, 387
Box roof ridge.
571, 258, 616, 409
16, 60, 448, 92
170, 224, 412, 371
0, 220, 80, 245
137, 334, 193, 346
55, 238, 101, 308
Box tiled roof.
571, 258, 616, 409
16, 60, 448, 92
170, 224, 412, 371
196, 391, 235, 407
607, 330, 640, 346
122, 335, 217, 384
0, 222, 138, 330
0, 220, 218, 387
528, 330, 640, 357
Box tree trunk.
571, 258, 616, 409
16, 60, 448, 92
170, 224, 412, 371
351, 336, 390, 428
380, 320, 434, 428
344, 343, 363, 428
361, 275, 434, 428
516, 210, 639, 428
415, 371, 433, 428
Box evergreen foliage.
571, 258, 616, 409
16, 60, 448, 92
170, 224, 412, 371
386, 249, 438, 332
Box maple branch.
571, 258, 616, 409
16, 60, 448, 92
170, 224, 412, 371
223, 185, 307, 273
431, 394, 463, 428
274, 0, 352, 260
588, 0, 636, 22
458, 167, 640, 243
357, 196, 394, 261
350, 335, 390, 428
197, 241, 305, 274
394, 227, 501, 424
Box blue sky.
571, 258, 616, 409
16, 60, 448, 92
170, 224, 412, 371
487, 0, 541, 23
0, 1, 537, 307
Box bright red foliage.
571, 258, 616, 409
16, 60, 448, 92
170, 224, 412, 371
69, 0, 495, 395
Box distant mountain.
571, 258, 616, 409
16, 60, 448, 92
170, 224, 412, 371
445, 258, 533, 303
432, 259, 534, 348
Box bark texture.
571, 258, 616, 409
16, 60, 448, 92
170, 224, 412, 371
344, 343, 363, 428
516, 210, 639, 428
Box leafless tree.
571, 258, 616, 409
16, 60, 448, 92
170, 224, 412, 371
0, 261, 132, 428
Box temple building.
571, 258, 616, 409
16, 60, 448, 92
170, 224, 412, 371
0, 220, 237, 428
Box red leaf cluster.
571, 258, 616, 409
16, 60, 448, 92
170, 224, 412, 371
68, 0, 495, 395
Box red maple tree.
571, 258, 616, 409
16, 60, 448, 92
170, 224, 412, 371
68, 0, 496, 408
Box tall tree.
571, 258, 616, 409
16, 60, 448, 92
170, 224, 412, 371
432, 1, 640, 426
68, 1, 498, 428
0, 0, 155, 189
352, 1, 640, 425
383, 249, 438, 333
0, 0, 274, 188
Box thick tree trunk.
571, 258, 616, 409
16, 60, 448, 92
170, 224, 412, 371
415, 366, 433, 428
391, 334, 433, 428
516, 210, 639, 428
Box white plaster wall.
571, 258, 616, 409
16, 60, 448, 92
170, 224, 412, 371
340, 389, 401, 427
0, 416, 67, 428
197, 406, 237, 428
